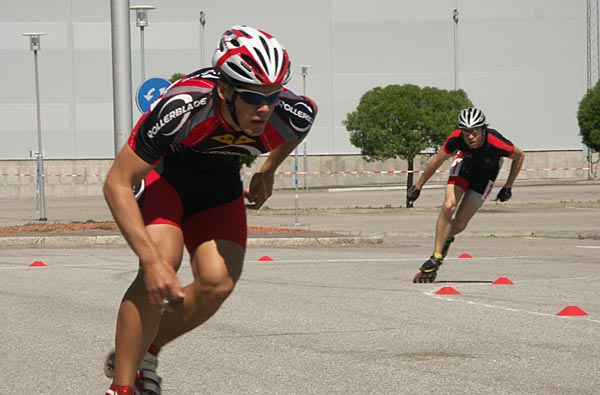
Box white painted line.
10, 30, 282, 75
424, 291, 600, 325
249, 255, 544, 264
328, 185, 444, 193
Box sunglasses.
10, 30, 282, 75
461, 127, 483, 136
233, 87, 282, 106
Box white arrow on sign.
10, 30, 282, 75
144, 88, 155, 101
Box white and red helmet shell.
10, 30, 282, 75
212, 25, 292, 86
458, 107, 487, 129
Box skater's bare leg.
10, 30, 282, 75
450, 197, 481, 237
152, 239, 244, 348
433, 184, 464, 256
112, 224, 184, 388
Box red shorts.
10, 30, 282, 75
137, 170, 247, 253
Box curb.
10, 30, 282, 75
0, 234, 385, 247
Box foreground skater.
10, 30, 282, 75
408, 108, 524, 283
103, 25, 317, 394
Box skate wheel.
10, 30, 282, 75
104, 350, 116, 378
413, 271, 437, 283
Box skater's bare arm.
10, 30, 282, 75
246, 138, 305, 210
104, 146, 184, 308
503, 146, 525, 188
104, 145, 158, 261
415, 150, 451, 190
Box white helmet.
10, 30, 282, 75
212, 25, 291, 86
458, 107, 487, 128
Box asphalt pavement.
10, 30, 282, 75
1, 181, 599, 394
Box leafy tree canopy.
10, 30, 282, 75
578, 81, 600, 152
344, 84, 472, 162
169, 72, 186, 83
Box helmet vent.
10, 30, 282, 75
241, 54, 263, 76
227, 62, 252, 80
212, 25, 292, 85
253, 50, 269, 75
259, 36, 270, 57
273, 50, 280, 71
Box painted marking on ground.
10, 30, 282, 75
424, 290, 600, 325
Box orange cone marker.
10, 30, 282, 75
556, 306, 588, 317
492, 277, 514, 285
435, 286, 461, 295
258, 256, 274, 262
29, 261, 47, 267
458, 253, 472, 259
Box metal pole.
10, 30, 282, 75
23, 33, 47, 221
301, 66, 309, 190
303, 141, 308, 190
199, 11, 206, 66
131, 6, 155, 82
140, 26, 146, 80
453, 8, 459, 90
597, 0, 600, 81
294, 65, 310, 225
294, 143, 299, 225
111, 0, 133, 155
33, 47, 47, 221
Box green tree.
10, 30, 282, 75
577, 81, 600, 178
169, 72, 186, 83
344, 84, 472, 207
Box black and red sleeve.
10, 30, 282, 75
128, 90, 212, 164
442, 129, 463, 154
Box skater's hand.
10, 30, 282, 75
142, 261, 184, 311
495, 187, 512, 202
407, 185, 421, 205
245, 171, 275, 210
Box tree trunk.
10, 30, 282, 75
406, 158, 415, 208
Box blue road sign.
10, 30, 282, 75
136, 77, 171, 113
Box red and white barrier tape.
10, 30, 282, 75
0, 173, 102, 177
247, 167, 591, 176
0, 167, 591, 178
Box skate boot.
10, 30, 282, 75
104, 349, 160, 395
413, 256, 444, 283
105, 384, 139, 395
441, 237, 455, 259
137, 352, 162, 395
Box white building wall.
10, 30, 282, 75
0, 0, 588, 159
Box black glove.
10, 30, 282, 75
407, 185, 421, 202
495, 187, 512, 202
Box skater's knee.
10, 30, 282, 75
441, 201, 457, 217
193, 274, 236, 304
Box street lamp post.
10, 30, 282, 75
199, 11, 206, 66
130, 5, 156, 81
453, 8, 459, 90
300, 65, 309, 190
23, 32, 48, 221
293, 65, 310, 225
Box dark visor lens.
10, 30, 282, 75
461, 128, 482, 136
234, 88, 282, 106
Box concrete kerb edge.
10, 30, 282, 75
0, 234, 385, 247
0, 229, 597, 247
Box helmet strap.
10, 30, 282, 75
218, 76, 242, 131
225, 92, 241, 131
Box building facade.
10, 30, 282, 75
0, 0, 588, 159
